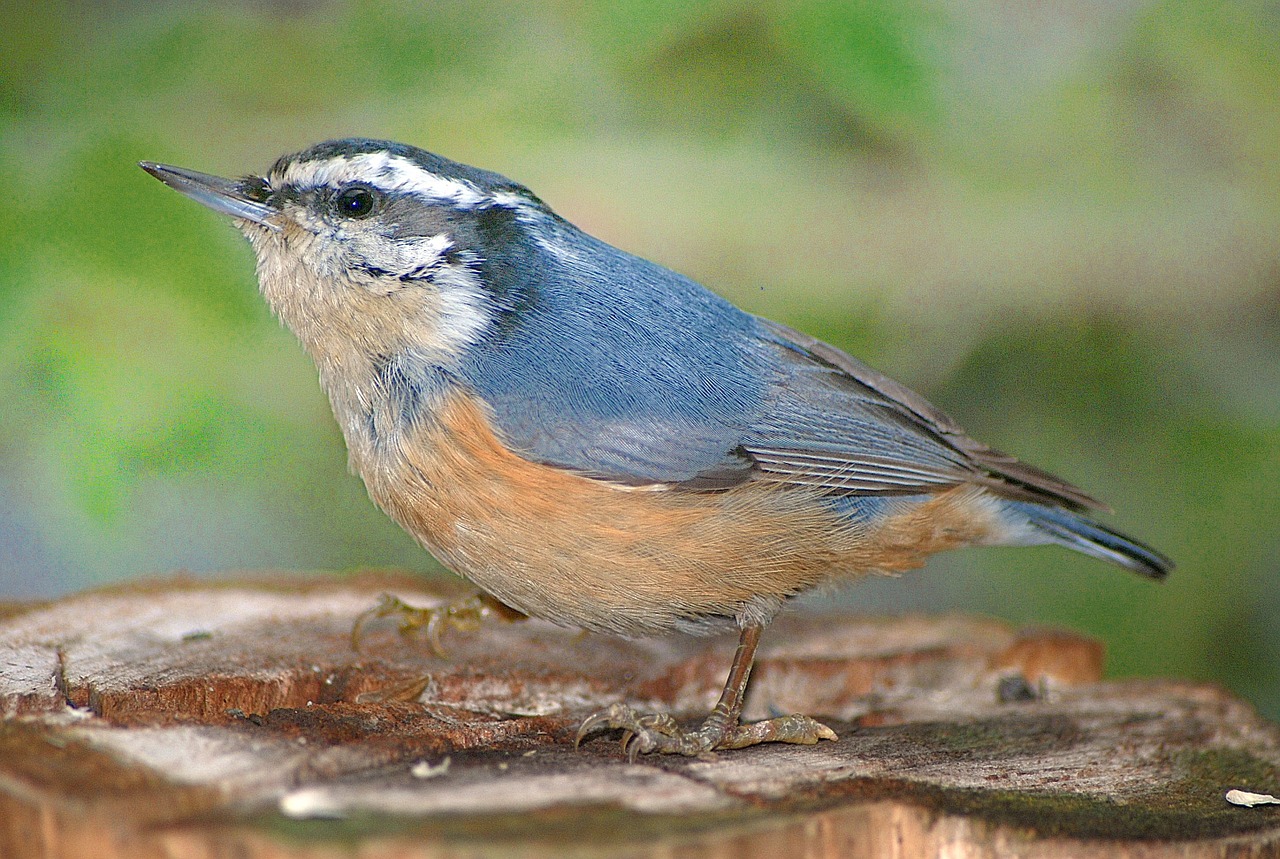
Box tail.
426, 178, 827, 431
1008, 502, 1173, 580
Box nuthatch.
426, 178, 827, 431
140, 139, 1171, 757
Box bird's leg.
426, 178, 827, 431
576, 623, 837, 759
351, 591, 525, 654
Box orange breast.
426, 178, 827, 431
351, 391, 1004, 636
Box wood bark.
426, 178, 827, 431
1, 572, 1277, 858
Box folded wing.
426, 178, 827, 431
742, 319, 1104, 510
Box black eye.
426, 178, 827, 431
334, 186, 377, 219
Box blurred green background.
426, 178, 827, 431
2, 1, 1277, 717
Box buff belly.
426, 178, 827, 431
351, 391, 1006, 637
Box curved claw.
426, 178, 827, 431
350, 593, 403, 651
351, 610, 373, 652
624, 732, 647, 764
425, 610, 449, 656
575, 705, 624, 748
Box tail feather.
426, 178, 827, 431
1011, 503, 1173, 580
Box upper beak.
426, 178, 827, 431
138, 161, 281, 231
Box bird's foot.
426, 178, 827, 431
351, 591, 524, 654
575, 702, 837, 761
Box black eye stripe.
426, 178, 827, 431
333, 185, 378, 219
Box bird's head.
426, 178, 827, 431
141, 139, 550, 368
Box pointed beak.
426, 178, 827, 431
139, 161, 281, 231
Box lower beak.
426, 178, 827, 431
139, 162, 281, 231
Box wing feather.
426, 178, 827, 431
748, 319, 1105, 510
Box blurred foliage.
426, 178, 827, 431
1, 0, 1278, 718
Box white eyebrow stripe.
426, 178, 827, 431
276, 152, 490, 207
490, 190, 532, 209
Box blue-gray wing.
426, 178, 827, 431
742, 319, 1103, 509
471, 309, 1099, 509
458, 217, 1099, 508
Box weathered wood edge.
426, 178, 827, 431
1, 572, 1279, 858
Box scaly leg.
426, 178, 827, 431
351, 591, 525, 654
576, 623, 837, 760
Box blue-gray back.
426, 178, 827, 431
456, 210, 1100, 510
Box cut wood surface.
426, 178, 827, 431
1, 571, 1278, 858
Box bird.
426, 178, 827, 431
139, 139, 1172, 758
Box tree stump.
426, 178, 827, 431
1, 571, 1278, 858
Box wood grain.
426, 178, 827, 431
0, 571, 1277, 858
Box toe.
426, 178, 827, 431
717, 714, 838, 750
